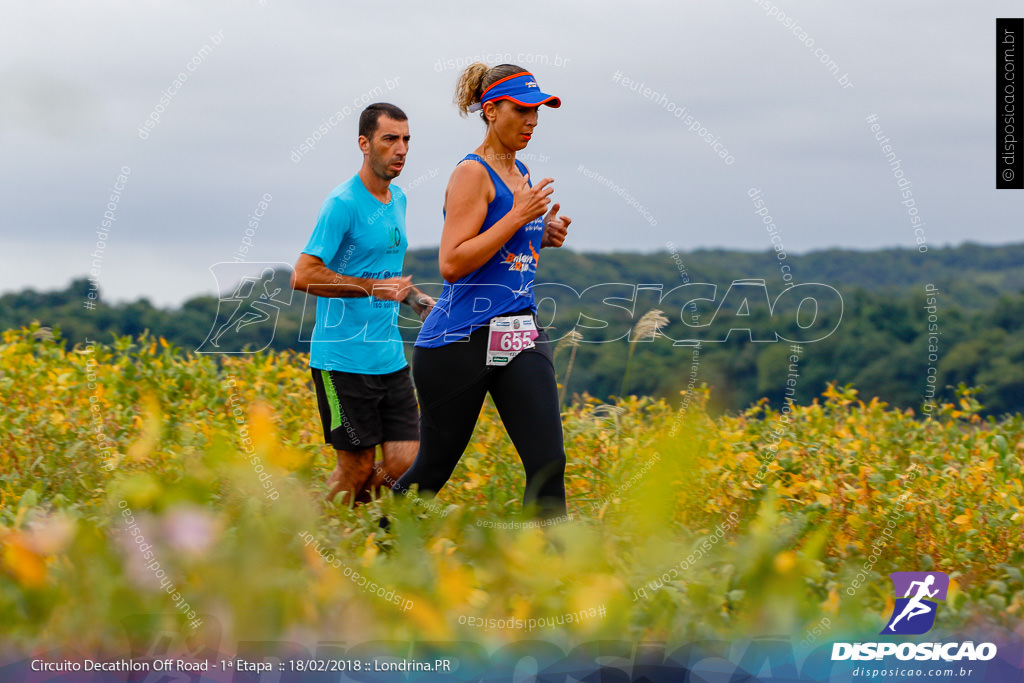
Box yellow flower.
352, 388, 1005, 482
773, 551, 797, 574
1, 534, 47, 588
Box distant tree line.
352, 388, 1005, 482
3, 242, 1022, 416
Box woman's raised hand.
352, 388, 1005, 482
512, 173, 554, 223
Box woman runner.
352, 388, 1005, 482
393, 63, 572, 519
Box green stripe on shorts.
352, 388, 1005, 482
320, 369, 343, 433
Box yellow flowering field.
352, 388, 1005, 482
1, 324, 1021, 659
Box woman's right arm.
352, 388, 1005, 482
438, 162, 554, 282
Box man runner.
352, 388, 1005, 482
291, 102, 433, 505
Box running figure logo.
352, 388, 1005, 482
881, 571, 949, 635
197, 263, 294, 354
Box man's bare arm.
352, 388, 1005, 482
403, 286, 435, 320
291, 253, 411, 301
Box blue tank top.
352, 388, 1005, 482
416, 154, 545, 347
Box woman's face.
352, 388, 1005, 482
485, 100, 539, 151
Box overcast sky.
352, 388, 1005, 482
2, 1, 1021, 306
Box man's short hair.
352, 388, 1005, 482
359, 103, 408, 139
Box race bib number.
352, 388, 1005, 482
486, 315, 539, 366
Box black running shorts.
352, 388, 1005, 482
310, 366, 419, 451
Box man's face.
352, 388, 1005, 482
361, 115, 410, 181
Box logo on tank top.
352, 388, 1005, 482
500, 241, 540, 295
501, 240, 539, 272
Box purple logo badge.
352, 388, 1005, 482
881, 571, 949, 635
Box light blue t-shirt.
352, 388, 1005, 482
302, 174, 408, 374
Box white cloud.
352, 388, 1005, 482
1, 0, 1020, 304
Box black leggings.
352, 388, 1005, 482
393, 316, 567, 518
